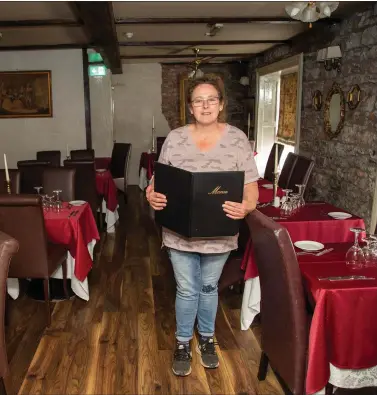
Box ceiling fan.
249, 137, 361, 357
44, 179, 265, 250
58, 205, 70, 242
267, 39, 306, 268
187, 48, 216, 78
149, 44, 218, 56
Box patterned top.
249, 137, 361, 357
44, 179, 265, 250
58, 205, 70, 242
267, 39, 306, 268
158, 123, 259, 254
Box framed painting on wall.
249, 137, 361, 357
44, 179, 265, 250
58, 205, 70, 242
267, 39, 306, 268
0, 70, 52, 118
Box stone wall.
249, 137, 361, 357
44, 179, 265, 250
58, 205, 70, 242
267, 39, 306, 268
161, 63, 249, 132
249, 3, 377, 227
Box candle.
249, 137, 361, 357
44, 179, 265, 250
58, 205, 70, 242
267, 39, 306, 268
3, 154, 9, 182
274, 143, 278, 173
247, 113, 250, 139
152, 116, 155, 129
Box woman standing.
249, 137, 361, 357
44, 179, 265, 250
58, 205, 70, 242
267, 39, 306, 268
146, 74, 259, 376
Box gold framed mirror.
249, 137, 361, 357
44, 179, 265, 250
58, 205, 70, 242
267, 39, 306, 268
324, 82, 345, 139
347, 84, 361, 110
312, 90, 322, 111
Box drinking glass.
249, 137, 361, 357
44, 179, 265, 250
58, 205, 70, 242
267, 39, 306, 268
281, 189, 292, 205
53, 190, 63, 210
346, 227, 366, 268
295, 184, 306, 208
34, 186, 43, 195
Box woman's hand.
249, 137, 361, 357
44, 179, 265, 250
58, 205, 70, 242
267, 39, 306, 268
222, 200, 255, 220
146, 184, 167, 210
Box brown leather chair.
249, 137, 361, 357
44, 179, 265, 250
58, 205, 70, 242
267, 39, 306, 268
264, 143, 284, 182
111, 143, 132, 203
287, 155, 315, 195
63, 160, 102, 228
70, 149, 95, 161
17, 160, 51, 194
245, 210, 333, 395
156, 137, 166, 160
0, 231, 19, 394
0, 170, 20, 194
0, 195, 68, 326
36, 151, 61, 167
278, 152, 298, 189
43, 168, 75, 202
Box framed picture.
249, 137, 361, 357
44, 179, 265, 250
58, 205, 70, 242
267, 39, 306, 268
0, 70, 52, 118
179, 75, 190, 126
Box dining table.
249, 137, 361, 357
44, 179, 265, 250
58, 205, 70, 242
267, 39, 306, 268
7, 201, 100, 301
297, 243, 377, 394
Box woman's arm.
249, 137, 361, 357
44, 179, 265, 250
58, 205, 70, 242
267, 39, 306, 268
222, 181, 258, 219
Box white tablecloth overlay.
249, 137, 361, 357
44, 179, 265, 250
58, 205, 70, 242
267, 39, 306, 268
7, 239, 97, 301
101, 199, 119, 234
241, 277, 377, 393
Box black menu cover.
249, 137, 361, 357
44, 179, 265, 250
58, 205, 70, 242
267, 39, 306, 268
154, 162, 244, 238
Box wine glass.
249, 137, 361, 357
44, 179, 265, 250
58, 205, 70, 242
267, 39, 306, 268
281, 189, 292, 205
53, 190, 63, 210
34, 186, 43, 195
346, 227, 366, 268
295, 184, 306, 208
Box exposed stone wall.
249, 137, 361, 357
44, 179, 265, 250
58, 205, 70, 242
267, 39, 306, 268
249, 3, 377, 227
161, 63, 249, 132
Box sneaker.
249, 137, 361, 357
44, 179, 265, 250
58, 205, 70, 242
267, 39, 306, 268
196, 336, 219, 369
172, 341, 192, 376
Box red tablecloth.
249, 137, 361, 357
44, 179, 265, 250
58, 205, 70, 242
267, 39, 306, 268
257, 178, 284, 203
44, 203, 100, 281
95, 157, 111, 170
96, 170, 118, 212
139, 152, 157, 180
299, 247, 377, 394
242, 202, 366, 280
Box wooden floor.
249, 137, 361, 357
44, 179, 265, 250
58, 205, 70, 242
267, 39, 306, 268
4, 186, 376, 395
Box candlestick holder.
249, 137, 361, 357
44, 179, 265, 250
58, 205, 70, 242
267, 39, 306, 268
151, 127, 156, 153
272, 171, 280, 207
5, 180, 11, 194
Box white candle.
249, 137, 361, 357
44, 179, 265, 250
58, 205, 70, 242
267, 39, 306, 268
247, 113, 250, 139
66, 144, 69, 157
274, 143, 278, 173
152, 116, 155, 129
3, 154, 9, 182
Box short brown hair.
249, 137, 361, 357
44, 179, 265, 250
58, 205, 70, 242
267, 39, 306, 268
186, 74, 227, 122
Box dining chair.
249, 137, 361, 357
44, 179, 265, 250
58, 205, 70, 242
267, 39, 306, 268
156, 137, 166, 160
245, 210, 334, 395
264, 143, 284, 182
0, 195, 68, 326
0, 231, 19, 395
36, 150, 61, 167
286, 155, 315, 195
17, 160, 51, 194
278, 152, 298, 189
70, 149, 95, 161
43, 167, 75, 202
0, 170, 20, 194
111, 143, 132, 203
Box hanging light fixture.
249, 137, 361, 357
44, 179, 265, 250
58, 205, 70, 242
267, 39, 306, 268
188, 48, 204, 79
285, 2, 339, 28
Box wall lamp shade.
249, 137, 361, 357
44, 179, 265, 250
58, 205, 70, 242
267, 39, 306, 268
239, 76, 250, 86
317, 46, 342, 71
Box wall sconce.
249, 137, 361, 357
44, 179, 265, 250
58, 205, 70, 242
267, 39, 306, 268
239, 76, 250, 86
317, 46, 342, 72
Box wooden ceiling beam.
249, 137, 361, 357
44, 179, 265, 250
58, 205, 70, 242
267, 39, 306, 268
119, 40, 290, 46
0, 43, 91, 51
71, 2, 122, 74
115, 17, 341, 25
0, 19, 82, 28
121, 53, 253, 60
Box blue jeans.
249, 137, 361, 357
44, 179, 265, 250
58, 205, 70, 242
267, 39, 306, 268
167, 248, 230, 343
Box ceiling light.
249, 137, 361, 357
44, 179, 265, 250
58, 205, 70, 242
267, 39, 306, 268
285, 1, 339, 28
239, 76, 250, 86
123, 32, 134, 39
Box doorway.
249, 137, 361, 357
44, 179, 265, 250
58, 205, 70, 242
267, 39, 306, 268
254, 54, 303, 177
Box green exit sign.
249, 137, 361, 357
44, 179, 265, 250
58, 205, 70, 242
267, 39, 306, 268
88, 64, 107, 77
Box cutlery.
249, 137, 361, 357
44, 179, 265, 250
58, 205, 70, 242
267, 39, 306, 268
257, 202, 271, 208
68, 210, 78, 219
296, 248, 334, 256
306, 202, 326, 206
318, 275, 376, 281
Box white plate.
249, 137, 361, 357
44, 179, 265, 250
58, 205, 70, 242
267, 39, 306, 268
262, 184, 274, 189
328, 212, 352, 220
294, 240, 324, 251
69, 200, 86, 206
96, 169, 106, 173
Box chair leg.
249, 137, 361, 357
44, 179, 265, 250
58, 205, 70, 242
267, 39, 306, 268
0, 377, 7, 395
43, 278, 51, 327
62, 260, 69, 299
325, 383, 334, 395
257, 351, 269, 381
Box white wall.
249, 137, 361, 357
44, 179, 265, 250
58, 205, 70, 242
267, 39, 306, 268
89, 69, 114, 157
0, 49, 86, 168
112, 63, 170, 185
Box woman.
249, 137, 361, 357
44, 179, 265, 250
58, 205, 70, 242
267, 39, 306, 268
146, 74, 259, 376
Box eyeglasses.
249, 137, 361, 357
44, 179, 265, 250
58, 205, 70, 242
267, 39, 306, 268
191, 97, 220, 107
